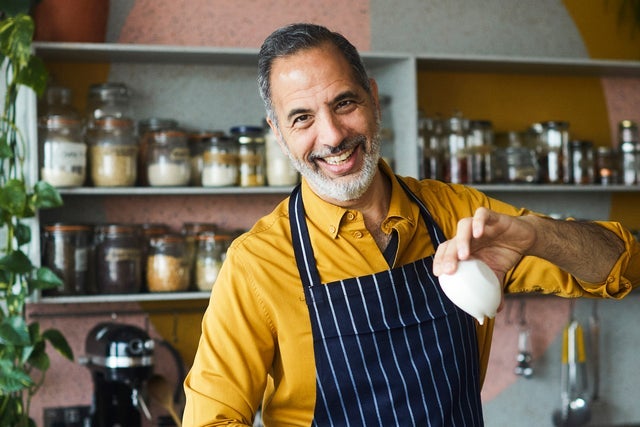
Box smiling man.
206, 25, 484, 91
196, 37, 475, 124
183, 23, 640, 427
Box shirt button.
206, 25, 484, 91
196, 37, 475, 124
347, 212, 356, 220
607, 277, 614, 283
329, 225, 336, 234
353, 231, 363, 238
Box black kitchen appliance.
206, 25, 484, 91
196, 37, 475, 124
80, 322, 154, 427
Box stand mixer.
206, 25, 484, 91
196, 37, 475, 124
80, 322, 155, 427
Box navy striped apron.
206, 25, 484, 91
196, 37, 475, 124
288, 181, 484, 426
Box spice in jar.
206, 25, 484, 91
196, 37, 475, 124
595, 146, 619, 185
93, 224, 142, 294
147, 234, 190, 292
146, 129, 191, 186
195, 232, 229, 291
231, 125, 266, 187
201, 134, 239, 187
39, 116, 87, 187
86, 117, 138, 187
140, 223, 171, 291
41, 224, 92, 296
137, 118, 179, 186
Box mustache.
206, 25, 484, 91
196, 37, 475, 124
309, 134, 368, 160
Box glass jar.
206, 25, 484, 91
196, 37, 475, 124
86, 117, 138, 187
147, 234, 190, 292
420, 114, 445, 181
146, 129, 191, 186
41, 224, 92, 296
181, 222, 218, 287
569, 140, 595, 185
201, 133, 238, 187
140, 223, 171, 291
536, 121, 569, 184
500, 146, 539, 184
619, 120, 639, 185
442, 114, 469, 184
137, 118, 180, 186
595, 146, 619, 185
93, 224, 142, 294
40, 84, 81, 120
264, 121, 299, 186
188, 130, 223, 186
194, 232, 229, 291
467, 120, 494, 184
231, 125, 266, 187
39, 116, 87, 187
86, 82, 132, 126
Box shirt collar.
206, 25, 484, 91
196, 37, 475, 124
299, 160, 419, 238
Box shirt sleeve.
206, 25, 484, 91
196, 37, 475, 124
183, 247, 274, 427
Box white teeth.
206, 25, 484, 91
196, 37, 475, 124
324, 147, 355, 165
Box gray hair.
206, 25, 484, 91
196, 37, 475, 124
257, 23, 372, 126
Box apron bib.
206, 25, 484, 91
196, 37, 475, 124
288, 181, 484, 426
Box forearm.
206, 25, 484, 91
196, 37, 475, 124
523, 215, 625, 283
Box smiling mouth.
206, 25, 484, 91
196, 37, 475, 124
323, 146, 357, 165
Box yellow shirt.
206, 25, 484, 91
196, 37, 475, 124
183, 162, 640, 427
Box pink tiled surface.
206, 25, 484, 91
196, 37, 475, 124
119, 0, 371, 51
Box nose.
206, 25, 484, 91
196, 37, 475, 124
316, 111, 347, 149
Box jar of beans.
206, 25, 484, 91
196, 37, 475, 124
147, 233, 190, 292
94, 224, 142, 294
86, 117, 138, 187
41, 223, 93, 295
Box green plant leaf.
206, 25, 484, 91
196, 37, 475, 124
14, 222, 31, 246
0, 134, 12, 159
29, 266, 63, 292
42, 328, 73, 361
0, 249, 32, 274
25, 340, 49, 371
0, 358, 34, 393
0, 179, 27, 217
15, 55, 48, 96
0, 315, 30, 346
32, 180, 63, 209
0, 14, 34, 69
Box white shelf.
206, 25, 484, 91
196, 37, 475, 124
32, 291, 211, 304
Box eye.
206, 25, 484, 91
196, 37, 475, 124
335, 99, 357, 113
292, 114, 311, 128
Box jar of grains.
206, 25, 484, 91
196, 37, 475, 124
181, 222, 218, 287
41, 223, 93, 296
188, 130, 224, 186
93, 224, 142, 294
140, 223, 171, 291
39, 115, 87, 187
264, 121, 299, 186
146, 129, 191, 186
231, 125, 266, 187
201, 134, 239, 186
137, 117, 179, 186
147, 234, 190, 292
194, 232, 230, 291
86, 117, 138, 186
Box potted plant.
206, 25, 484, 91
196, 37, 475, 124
0, 8, 73, 427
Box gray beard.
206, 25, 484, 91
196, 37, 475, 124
282, 131, 381, 202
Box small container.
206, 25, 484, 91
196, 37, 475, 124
500, 146, 539, 184
264, 121, 299, 186
536, 121, 569, 184
41, 224, 92, 296
39, 84, 81, 120
147, 234, 190, 292
467, 120, 494, 184
595, 146, 619, 185
619, 120, 639, 185
86, 117, 138, 187
194, 232, 230, 291
140, 223, 171, 291
181, 222, 218, 287
137, 118, 180, 186
442, 114, 469, 184
201, 133, 238, 187
94, 224, 142, 294
188, 130, 223, 186
86, 82, 132, 126
39, 116, 87, 187
231, 126, 266, 187
146, 129, 191, 186
420, 115, 445, 181
569, 140, 595, 184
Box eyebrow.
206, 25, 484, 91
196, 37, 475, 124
285, 90, 363, 123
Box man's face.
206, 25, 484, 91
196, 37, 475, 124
267, 43, 381, 202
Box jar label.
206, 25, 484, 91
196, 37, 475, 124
169, 147, 190, 162
44, 141, 87, 171
105, 247, 141, 262
203, 151, 237, 164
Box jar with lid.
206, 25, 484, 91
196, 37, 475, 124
86, 117, 138, 186
137, 118, 179, 186
93, 224, 142, 294
420, 114, 445, 181
535, 121, 569, 184
569, 140, 595, 185
595, 146, 619, 185
39, 115, 87, 187
140, 223, 171, 291
231, 125, 266, 187
41, 224, 92, 296
39, 84, 81, 120
146, 129, 191, 186
194, 232, 230, 291
188, 130, 222, 186
86, 82, 132, 126
147, 234, 190, 292
499, 146, 539, 184
264, 121, 299, 186
619, 120, 639, 185
442, 114, 469, 184
181, 222, 218, 287
201, 133, 238, 187
467, 120, 494, 184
